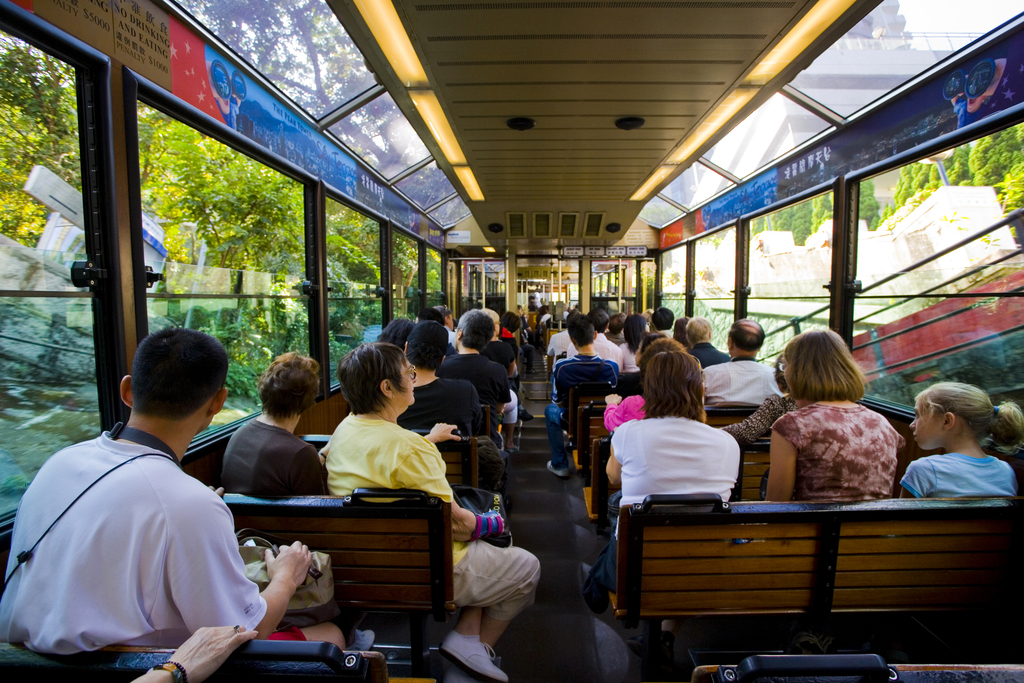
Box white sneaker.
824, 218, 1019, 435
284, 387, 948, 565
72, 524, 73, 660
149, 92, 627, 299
347, 628, 374, 651
440, 631, 508, 683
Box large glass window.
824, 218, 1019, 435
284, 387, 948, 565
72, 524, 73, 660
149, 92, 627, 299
661, 246, 687, 319
661, 162, 733, 211
591, 260, 620, 311
139, 104, 308, 429
425, 247, 443, 308
852, 123, 1024, 408
329, 92, 430, 179
326, 199, 382, 374
0, 33, 99, 518
174, 0, 377, 118
694, 227, 736, 349
391, 231, 420, 320
639, 260, 657, 314
460, 260, 507, 314
396, 161, 457, 210
430, 195, 472, 227
638, 196, 684, 227
748, 193, 834, 362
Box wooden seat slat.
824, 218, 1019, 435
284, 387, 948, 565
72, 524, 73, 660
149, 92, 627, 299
332, 567, 432, 583
643, 555, 818, 575
834, 568, 1007, 588
838, 534, 1010, 554
643, 522, 821, 541
642, 538, 819, 558
640, 588, 815, 612
335, 585, 434, 602
326, 550, 433, 567
233, 516, 427, 534
840, 518, 1012, 536
837, 551, 1009, 571
831, 585, 999, 608
644, 572, 816, 591
250, 533, 431, 551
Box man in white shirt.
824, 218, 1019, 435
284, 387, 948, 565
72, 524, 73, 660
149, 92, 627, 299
0, 328, 343, 654
547, 319, 575, 359
567, 309, 623, 367
703, 319, 783, 406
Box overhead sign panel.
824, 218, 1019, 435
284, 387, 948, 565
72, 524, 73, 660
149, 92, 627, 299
561, 246, 583, 257
584, 246, 605, 256
605, 246, 626, 256
626, 246, 648, 256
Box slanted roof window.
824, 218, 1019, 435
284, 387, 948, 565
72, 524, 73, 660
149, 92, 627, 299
396, 161, 457, 210
329, 92, 431, 180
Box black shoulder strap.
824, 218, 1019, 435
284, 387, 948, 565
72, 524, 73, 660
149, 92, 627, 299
590, 357, 607, 381
2, 423, 178, 592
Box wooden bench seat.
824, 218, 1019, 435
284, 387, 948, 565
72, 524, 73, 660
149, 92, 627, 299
225, 490, 454, 676
436, 437, 480, 488
577, 403, 608, 486
613, 495, 1023, 680
0, 641, 398, 682
703, 406, 756, 428
690, 656, 1024, 683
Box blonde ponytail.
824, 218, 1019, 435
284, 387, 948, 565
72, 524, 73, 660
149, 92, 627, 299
990, 401, 1024, 453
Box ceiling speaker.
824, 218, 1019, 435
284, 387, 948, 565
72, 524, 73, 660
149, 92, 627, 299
488, 223, 504, 233
605, 222, 622, 233
615, 117, 645, 131
507, 117, 536, 131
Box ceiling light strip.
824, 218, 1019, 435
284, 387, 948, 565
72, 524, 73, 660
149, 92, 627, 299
454, 167, 485, 202
630, 166, 676, 202
351, 0, 427, 86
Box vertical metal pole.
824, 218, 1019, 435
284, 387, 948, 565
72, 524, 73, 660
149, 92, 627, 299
381, 220, 392, 327
307, 181, 331, 398
684, 242, 696, 318
735, 217, 750, 321
829, 176, 857, 344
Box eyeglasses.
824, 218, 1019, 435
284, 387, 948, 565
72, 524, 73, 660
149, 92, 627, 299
406, 368, 417, 382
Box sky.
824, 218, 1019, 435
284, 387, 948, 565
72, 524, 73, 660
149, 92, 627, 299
897, 0, 1022, 35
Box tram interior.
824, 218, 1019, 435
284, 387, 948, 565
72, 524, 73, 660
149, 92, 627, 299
2, 0, 1024, 680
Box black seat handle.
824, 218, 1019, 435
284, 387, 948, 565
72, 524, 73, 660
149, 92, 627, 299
639, 493, 729, 513
716, 654, 892, 683
231, 641, 366, 676
348, 488, 433, 506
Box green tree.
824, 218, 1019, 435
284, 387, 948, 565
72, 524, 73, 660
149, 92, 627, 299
0, 35, 79, 247
859, 179, 880, 229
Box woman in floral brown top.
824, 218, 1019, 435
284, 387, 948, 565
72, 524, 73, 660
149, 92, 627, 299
766, 330, 903, 502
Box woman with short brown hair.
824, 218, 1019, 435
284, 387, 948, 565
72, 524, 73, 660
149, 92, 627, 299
766, 330, 903, 502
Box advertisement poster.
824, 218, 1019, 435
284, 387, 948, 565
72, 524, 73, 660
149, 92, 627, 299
660, 22, 1024, 249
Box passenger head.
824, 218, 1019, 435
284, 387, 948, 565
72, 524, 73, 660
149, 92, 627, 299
728, 318, 765, 356
637, 337, 685, 382
686, 317, 713, 346
672, 317, 691, 348
337, 342, 412, 416
914, 382, 1024, 454
538, 305, 549, 318
434, 305, 454, 330
783, 329, 865, 404
406, 320, 450, 371
457, 310, 495, 351
258, 352, 320, 420
652, 307, 674, 332
128, 328, 228, 421
608, 313, 627, 337
568, 312, 596, 349
379, 318, 414, 347
623, 314, 648, 354
481, 308, 501, 339
774, 354, 789, 394
417, 307, 444, 325
587, 308, 610, 334
643, 346, 705, 422
500, 310, 520, 333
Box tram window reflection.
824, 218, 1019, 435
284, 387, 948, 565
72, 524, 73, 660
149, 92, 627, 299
852, 122, 1024, 409
0, 32, 100, 519
326, 198, 382, 372
392, 230, 420, 320
425, 247, 444, 309
748, 192, 834, 362
661, 246, 687, 320
138, 104, 308, 431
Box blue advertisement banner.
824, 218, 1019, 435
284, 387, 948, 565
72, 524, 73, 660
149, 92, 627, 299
690, 22, 1024, 236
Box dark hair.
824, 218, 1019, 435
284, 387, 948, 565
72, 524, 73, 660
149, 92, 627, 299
729, 318, 765, 353
417, 308, 444, 324
623, 314, 648, 353
500, 310, 520, 332
434, 305, 453, 319
638, 337, 684, 382
643, 347, 705, 422
652, 307, 674, 332
458, 310, 494, 350
638, 332, 664, 356
407, 339, 446, 371
537, 305, 549, 318
587, 308, 610, 334
258, 352, 320, 419
337, 342, 408, 415
673, 317, 691, 347
608, 312, 627, 335
379, 318, 415, 347
568, 313, 596, 348
130, 328, 228, 419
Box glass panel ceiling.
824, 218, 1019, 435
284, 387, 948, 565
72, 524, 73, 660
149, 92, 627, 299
173, 0, 377, 119
704, 93, 832, 180
638, 196, 684, 228
395, 161, 457, 210
430, 195, 471, 227
788, 0, 1023, 118
660, 162, 733, 210
330, 92, 431, 180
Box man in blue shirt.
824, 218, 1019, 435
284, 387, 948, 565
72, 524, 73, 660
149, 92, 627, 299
546, 313, 619, 478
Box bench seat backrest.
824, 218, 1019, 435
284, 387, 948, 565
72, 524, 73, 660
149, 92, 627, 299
437, 437, 480, 488
226, 492, 455, 621
704, 406, 756, 427
615, 497, 1021, 627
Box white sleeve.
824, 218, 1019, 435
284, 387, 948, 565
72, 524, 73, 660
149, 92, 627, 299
162, 489, 267, 634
